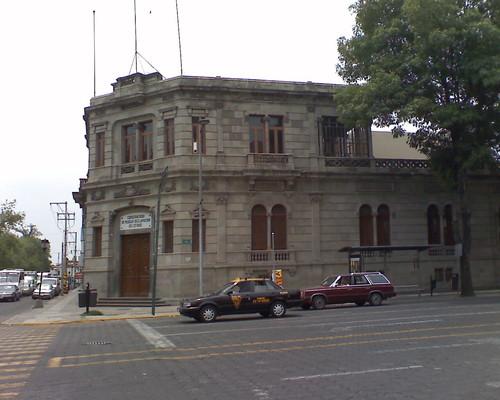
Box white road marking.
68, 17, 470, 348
252, 388, 271, 399
329, 319, 441, 332
128, 320, 176, 348
282, 365, 423, 381
486, 382, 500, 388
372, 342, 481, 353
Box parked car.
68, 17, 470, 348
32, 283, 55, 300
0, 284, 22, 302
301, 272, 396, 309
179, 277, 302, 322
20, 280, 35, 295
41, 277, 61, 296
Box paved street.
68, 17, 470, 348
0, 296, 39, 324
3, 294, 500, 400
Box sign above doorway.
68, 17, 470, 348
120, 213, 152, 231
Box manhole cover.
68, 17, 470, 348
84, 341, 112, 345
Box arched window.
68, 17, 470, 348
443, 204, 455, 245
271, 205, 287, 250
376, 205, 391, 246
251, 205, 267, 250
427, 205, 441, 244
359, 205, 374, 246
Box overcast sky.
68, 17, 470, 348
0, 0, 355, 263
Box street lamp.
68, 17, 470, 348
196, 118, 209, 296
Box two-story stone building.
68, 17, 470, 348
73, 72, 500, 299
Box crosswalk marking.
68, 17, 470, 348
0, 393, 19, 398
0, 326, 59, 399
0, 383, 25, 390
0, 375, 29, 382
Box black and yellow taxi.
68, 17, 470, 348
178, 277, 302, 322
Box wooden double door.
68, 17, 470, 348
121, 234, 150, 297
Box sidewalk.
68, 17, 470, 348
2, 289, 179, 326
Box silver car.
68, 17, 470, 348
32, 283, 55, 300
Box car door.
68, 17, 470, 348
328, 275, 353, 304
230, 281, 256, 314
249, 280, 274, 311
351, 274, 371, 302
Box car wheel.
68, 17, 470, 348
355, 301, 365, 306
199, 305, 217, 323
260, 311, 270, 318
312, 295, 326, 310
270, 301, 286, 318
369, 293, 383, 306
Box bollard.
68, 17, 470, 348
86, 283, 90, 314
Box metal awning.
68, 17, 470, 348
339, 245, 434, 254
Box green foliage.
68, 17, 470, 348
0, 200, 50, 271
337, 0, 500, 186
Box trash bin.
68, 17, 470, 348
78, 289, 97, 308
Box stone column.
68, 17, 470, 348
216, 195, 228, 263
310, 194, 322, 262
215, 102, 224, 154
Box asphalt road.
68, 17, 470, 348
5, 294, 500, 400
0, 294, 40, 323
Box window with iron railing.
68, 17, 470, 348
321, 116, 369, 158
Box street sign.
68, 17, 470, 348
182, 239, 192, 245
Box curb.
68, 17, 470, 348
3, 311, 180, 327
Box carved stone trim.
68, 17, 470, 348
91, 190, 105, 201
187, 107, 208, 117
114, 185, 151, 199
216, 195, 228, 205
92, 122, 108, 132
190, 207, 209, 219
310, 194, 322, 203
90, 212, 105, 225
159, 106, 178, 120
160, 204, 176, 219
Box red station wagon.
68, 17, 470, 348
301, 272, 396, 309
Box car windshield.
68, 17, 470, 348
0, 285, 15, 291
321, 276, 337, 286
39, 284, 52, 290
213, 282, 236, 295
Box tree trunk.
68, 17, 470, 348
458, 180, 475, 296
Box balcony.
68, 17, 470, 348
247, 250, 295, 264
324, 158, 430, 170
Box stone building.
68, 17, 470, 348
73, 72, 500, 299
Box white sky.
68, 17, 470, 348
0, 0, 356, 263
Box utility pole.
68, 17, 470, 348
68, 231, 78, 290
50, 202, 75, 294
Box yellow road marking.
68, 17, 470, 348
47, 357, 61, 368
0, 368, 34, 374
0, 375, 29, 381
0, 382, 25, 389
2, 350, 45, 356
1, 355, 40, 362
0, 361, 37, 368
0, 393, 19, 398
46, 321, 500, 364
51, 329, 500, 368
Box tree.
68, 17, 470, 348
0, 199, 51, 270
336, 0, 500, 296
